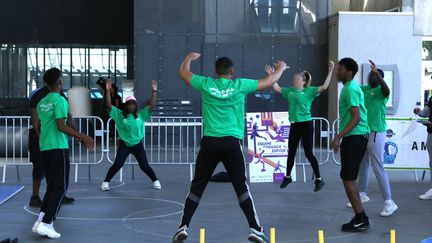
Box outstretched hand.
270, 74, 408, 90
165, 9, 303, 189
152, 80, 158, 92
329, 60, 335, 71
106, 79, 112, 90
369, 60, 380, 76
187, 52, 201, 61
265, 65, 274, 75
274, 60, 289, 71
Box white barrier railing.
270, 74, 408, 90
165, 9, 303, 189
0, 116, 104, 183
106, 117, 202, 181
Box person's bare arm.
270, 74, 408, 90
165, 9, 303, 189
56, 119, 94, 149
414, 106, 430, 118
147, 80, 158, 112
265, 65, 282, 94
66, 113, 76, 130
105, 80, 113, 112
257, 61, 289, 91
369, 60, 390, 97
273, 82, 282, 94
332, 107, 360, 153
317, 60, 335, 93
30, 108, 40, 137
180, 52, 201, 85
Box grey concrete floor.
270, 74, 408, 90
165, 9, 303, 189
0, 161, 431, 243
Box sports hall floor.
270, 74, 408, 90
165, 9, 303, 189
1, 162, 431, 243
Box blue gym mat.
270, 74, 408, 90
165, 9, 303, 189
0, 185, 24, 205
422, 238, 432, 243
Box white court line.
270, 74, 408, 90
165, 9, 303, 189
0, 185, 24, 205
22, 177, 125, 193
23, 197, 184, 221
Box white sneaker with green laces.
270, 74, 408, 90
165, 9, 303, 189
248, 227, 269, 243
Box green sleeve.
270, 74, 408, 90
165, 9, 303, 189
345, 88, 361, 108
238, 78, 258, 94
360, 85, 368, 92
138, 107, 151, 121
189, 74, 207, 92
371, 85, 386, 99
306, 86, 319, 98
109, 106, 123, 123
280, 87, 292, 99
54, 98, 68, 120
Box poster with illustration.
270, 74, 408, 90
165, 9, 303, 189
383, 119, 429, 169
246, 112, 295, 183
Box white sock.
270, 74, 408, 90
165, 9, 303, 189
384, 199, 393, 205
38, 212, 45, 222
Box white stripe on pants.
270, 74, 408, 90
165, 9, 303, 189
426, 133, 432, 183
357, 132, 392, 201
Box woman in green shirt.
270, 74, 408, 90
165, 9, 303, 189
271, 61, 334, 191
101, 80, 161, 191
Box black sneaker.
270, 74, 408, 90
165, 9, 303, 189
172, 225, 188, 243
62, 196, 75, 204
29, 196, 42, 207
314, 179, 325, 192
341, 215, 370, 232
280, 176, 292, 188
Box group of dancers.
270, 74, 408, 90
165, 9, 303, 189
27, 51, 418, 242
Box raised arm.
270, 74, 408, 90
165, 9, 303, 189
147, 80, 158, 112
105, 79, 113, 112
273, 82, 282, 94
180, 52, 201, 85
317, 60, 335, 93
369, 60, 390, 97
257, 61, 289, 91
414, 105, 430, 118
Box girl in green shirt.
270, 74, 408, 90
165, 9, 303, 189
271, 61, 334, 191
101, 79, 161, 191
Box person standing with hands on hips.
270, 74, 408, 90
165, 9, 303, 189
101, 79, 161, 191
332, 58, 371, 232
32, 68, 94, 239
271, 60, 335, 191
413, 96, 432, 200
353, 60, 398, 216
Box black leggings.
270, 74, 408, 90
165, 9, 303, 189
286, 121, 321, 178
180, 136, 261, 231
104, 141, 158, 182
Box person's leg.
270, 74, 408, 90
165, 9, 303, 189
179, 137, 219, 228
285, 123, 302, 177
42, 149, 67, 224
29, 130, 45, 205
427, 133, 432, 183
221, 137, 260, 231
40, 151, 53, 215
131, 142, 158, 182
357, 134, 371, 195
302, 121, 321, 179
104, 142, 130, 182
368, 132, 392, 201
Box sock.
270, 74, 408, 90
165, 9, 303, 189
38, 212, 45, 222
315, 178, 322, 181
384, 199, 393, 205
285, 175, 291, 179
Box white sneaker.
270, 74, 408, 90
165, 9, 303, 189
419, 188, 432, 200
153, 180, 161, 190
347, 193, 370, 208
32, 221, 40, 233
101, 182, 110, 191
36, 222, 61, 239
380, 200, 398, 217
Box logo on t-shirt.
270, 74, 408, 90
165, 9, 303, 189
209, 87, 235, 97
39, 103, 53, 112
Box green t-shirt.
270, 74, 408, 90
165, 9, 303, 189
361, 85, 389, 132
190, 74, 258, 139
339, 80, 370, 137
110, 106, 151, 147
37, 92, 69, 151
281, 86, 319, 123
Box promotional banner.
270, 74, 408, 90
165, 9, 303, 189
246, 112, 295, 183
383, 119, 430, 169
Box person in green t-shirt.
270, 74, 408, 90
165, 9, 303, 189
172, 52, 288, 243
271, 61, 334, 192
355, 60, 398, 217
101, 79, 161, 191
332, 58, 370, 233
32, 68, 94, 239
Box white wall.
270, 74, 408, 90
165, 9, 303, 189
328, 12, 422, 120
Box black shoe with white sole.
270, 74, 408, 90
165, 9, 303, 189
172, 225, 188, 243
341, 214, 370, 232
314, 179, 325, 192
280, 176, 292, 188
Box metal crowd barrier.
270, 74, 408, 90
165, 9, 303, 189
0, 116, 104, 183
331, 119, 340, 165
106, 116, 202, 182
